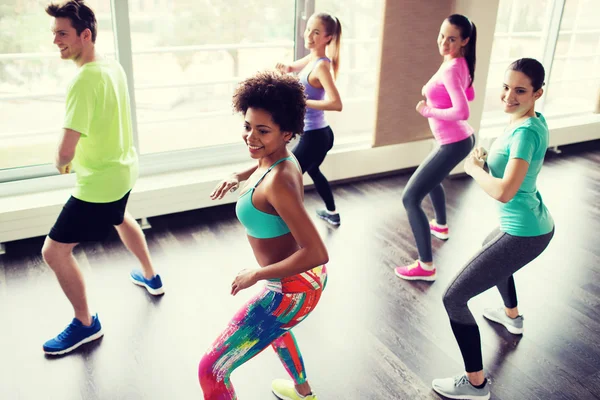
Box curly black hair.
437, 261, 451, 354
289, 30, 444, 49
232, 71, 306, 139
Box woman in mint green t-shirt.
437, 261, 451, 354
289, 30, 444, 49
432, 58, 554, 400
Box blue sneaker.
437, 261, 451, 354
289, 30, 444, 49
43, 314, 103, 355
130, 269, 164, 295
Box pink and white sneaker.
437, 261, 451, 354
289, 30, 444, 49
430, 219, 449, 240
394, 260, 437, 281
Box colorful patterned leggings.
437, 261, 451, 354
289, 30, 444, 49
199, 265, 327, 400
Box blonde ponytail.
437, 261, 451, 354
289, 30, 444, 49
329, 16, 342, 80
315, 13, 342, 80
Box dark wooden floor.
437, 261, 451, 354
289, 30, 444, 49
1, 140, 600, 400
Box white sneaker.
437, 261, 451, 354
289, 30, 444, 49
432, 374, 490, 399
483, 308, 524, 334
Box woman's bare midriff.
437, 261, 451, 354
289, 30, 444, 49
247, 233, 300, 268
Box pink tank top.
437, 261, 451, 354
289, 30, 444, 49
420, 57, 475, 145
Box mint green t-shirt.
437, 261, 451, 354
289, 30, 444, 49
487, 112, 554, 237
64, 60, 138, 203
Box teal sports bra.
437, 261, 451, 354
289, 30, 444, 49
236, 156, 300, 239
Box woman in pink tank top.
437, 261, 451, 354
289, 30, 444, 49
395, 14, 478, 281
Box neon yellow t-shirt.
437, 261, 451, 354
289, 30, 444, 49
64, 59, 138, 203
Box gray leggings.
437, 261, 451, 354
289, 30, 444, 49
443, 226, 555, 372
402, 135, 475, 262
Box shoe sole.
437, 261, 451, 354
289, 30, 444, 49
130, 276, 165, 296
43, 329, 104, 355
432, 386, 490, 400
271, 389, 293, 400
483, 312, 523, 334
317, 214, 340, 226
272, 389, 315, 400
430, 230, 449, 240
394, 269, 436, 282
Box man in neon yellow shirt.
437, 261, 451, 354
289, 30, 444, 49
42, 0, 164, 356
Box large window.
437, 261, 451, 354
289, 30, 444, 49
0, 0, 385, 184
128, 0, 296, 154
316, 0, 385, 144
482, 0, 551, 126
482, 0, 600, 128
544, 0, 600, 117
0, 0, 114, 171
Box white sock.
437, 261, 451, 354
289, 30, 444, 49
295, 388, 312, 398
432, 220, 447, 228
325, 209, 338, 215
418, 260, 435, 271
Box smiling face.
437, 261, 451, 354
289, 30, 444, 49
51, 17, 88, 61
437, 20, 469, 58
242, 107, 292, 160
304, 16, 332, 51
501, 69, 543, 115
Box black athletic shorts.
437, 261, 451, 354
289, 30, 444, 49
49, 191, 131, 243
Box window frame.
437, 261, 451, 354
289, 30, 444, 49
1, 0, 384, 185
481, 0, 600, 128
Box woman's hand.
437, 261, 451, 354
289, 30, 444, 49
210, 174, 239, 200
464, 152, 485, 176
275, 63, 291, 74
416, 100, 427, 114
231, 269, 260, 296
473, 146, 488, 162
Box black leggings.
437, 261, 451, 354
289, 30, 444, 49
292, 126, 336, 211
402, 135, 475, 262
443, 227, 554, 372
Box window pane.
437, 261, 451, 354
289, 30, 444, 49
572, 33, 600, 55
316, 0, 384, 142
545, 0, 600, 118
494, 0, 513, 33
489, 36, 511, 62
554, 33, 572, 57
575, 0, 600, 30
128, 0, 295, 155
482, 0, 550, 122
561, 0, 600, 32
511, 0, 550, 32
560, 0, 579, 31
544, 78, 599, 115
508, 36, 545, 59
0, 0, 114, 171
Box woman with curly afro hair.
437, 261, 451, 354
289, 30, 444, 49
201, 71, 329, 400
